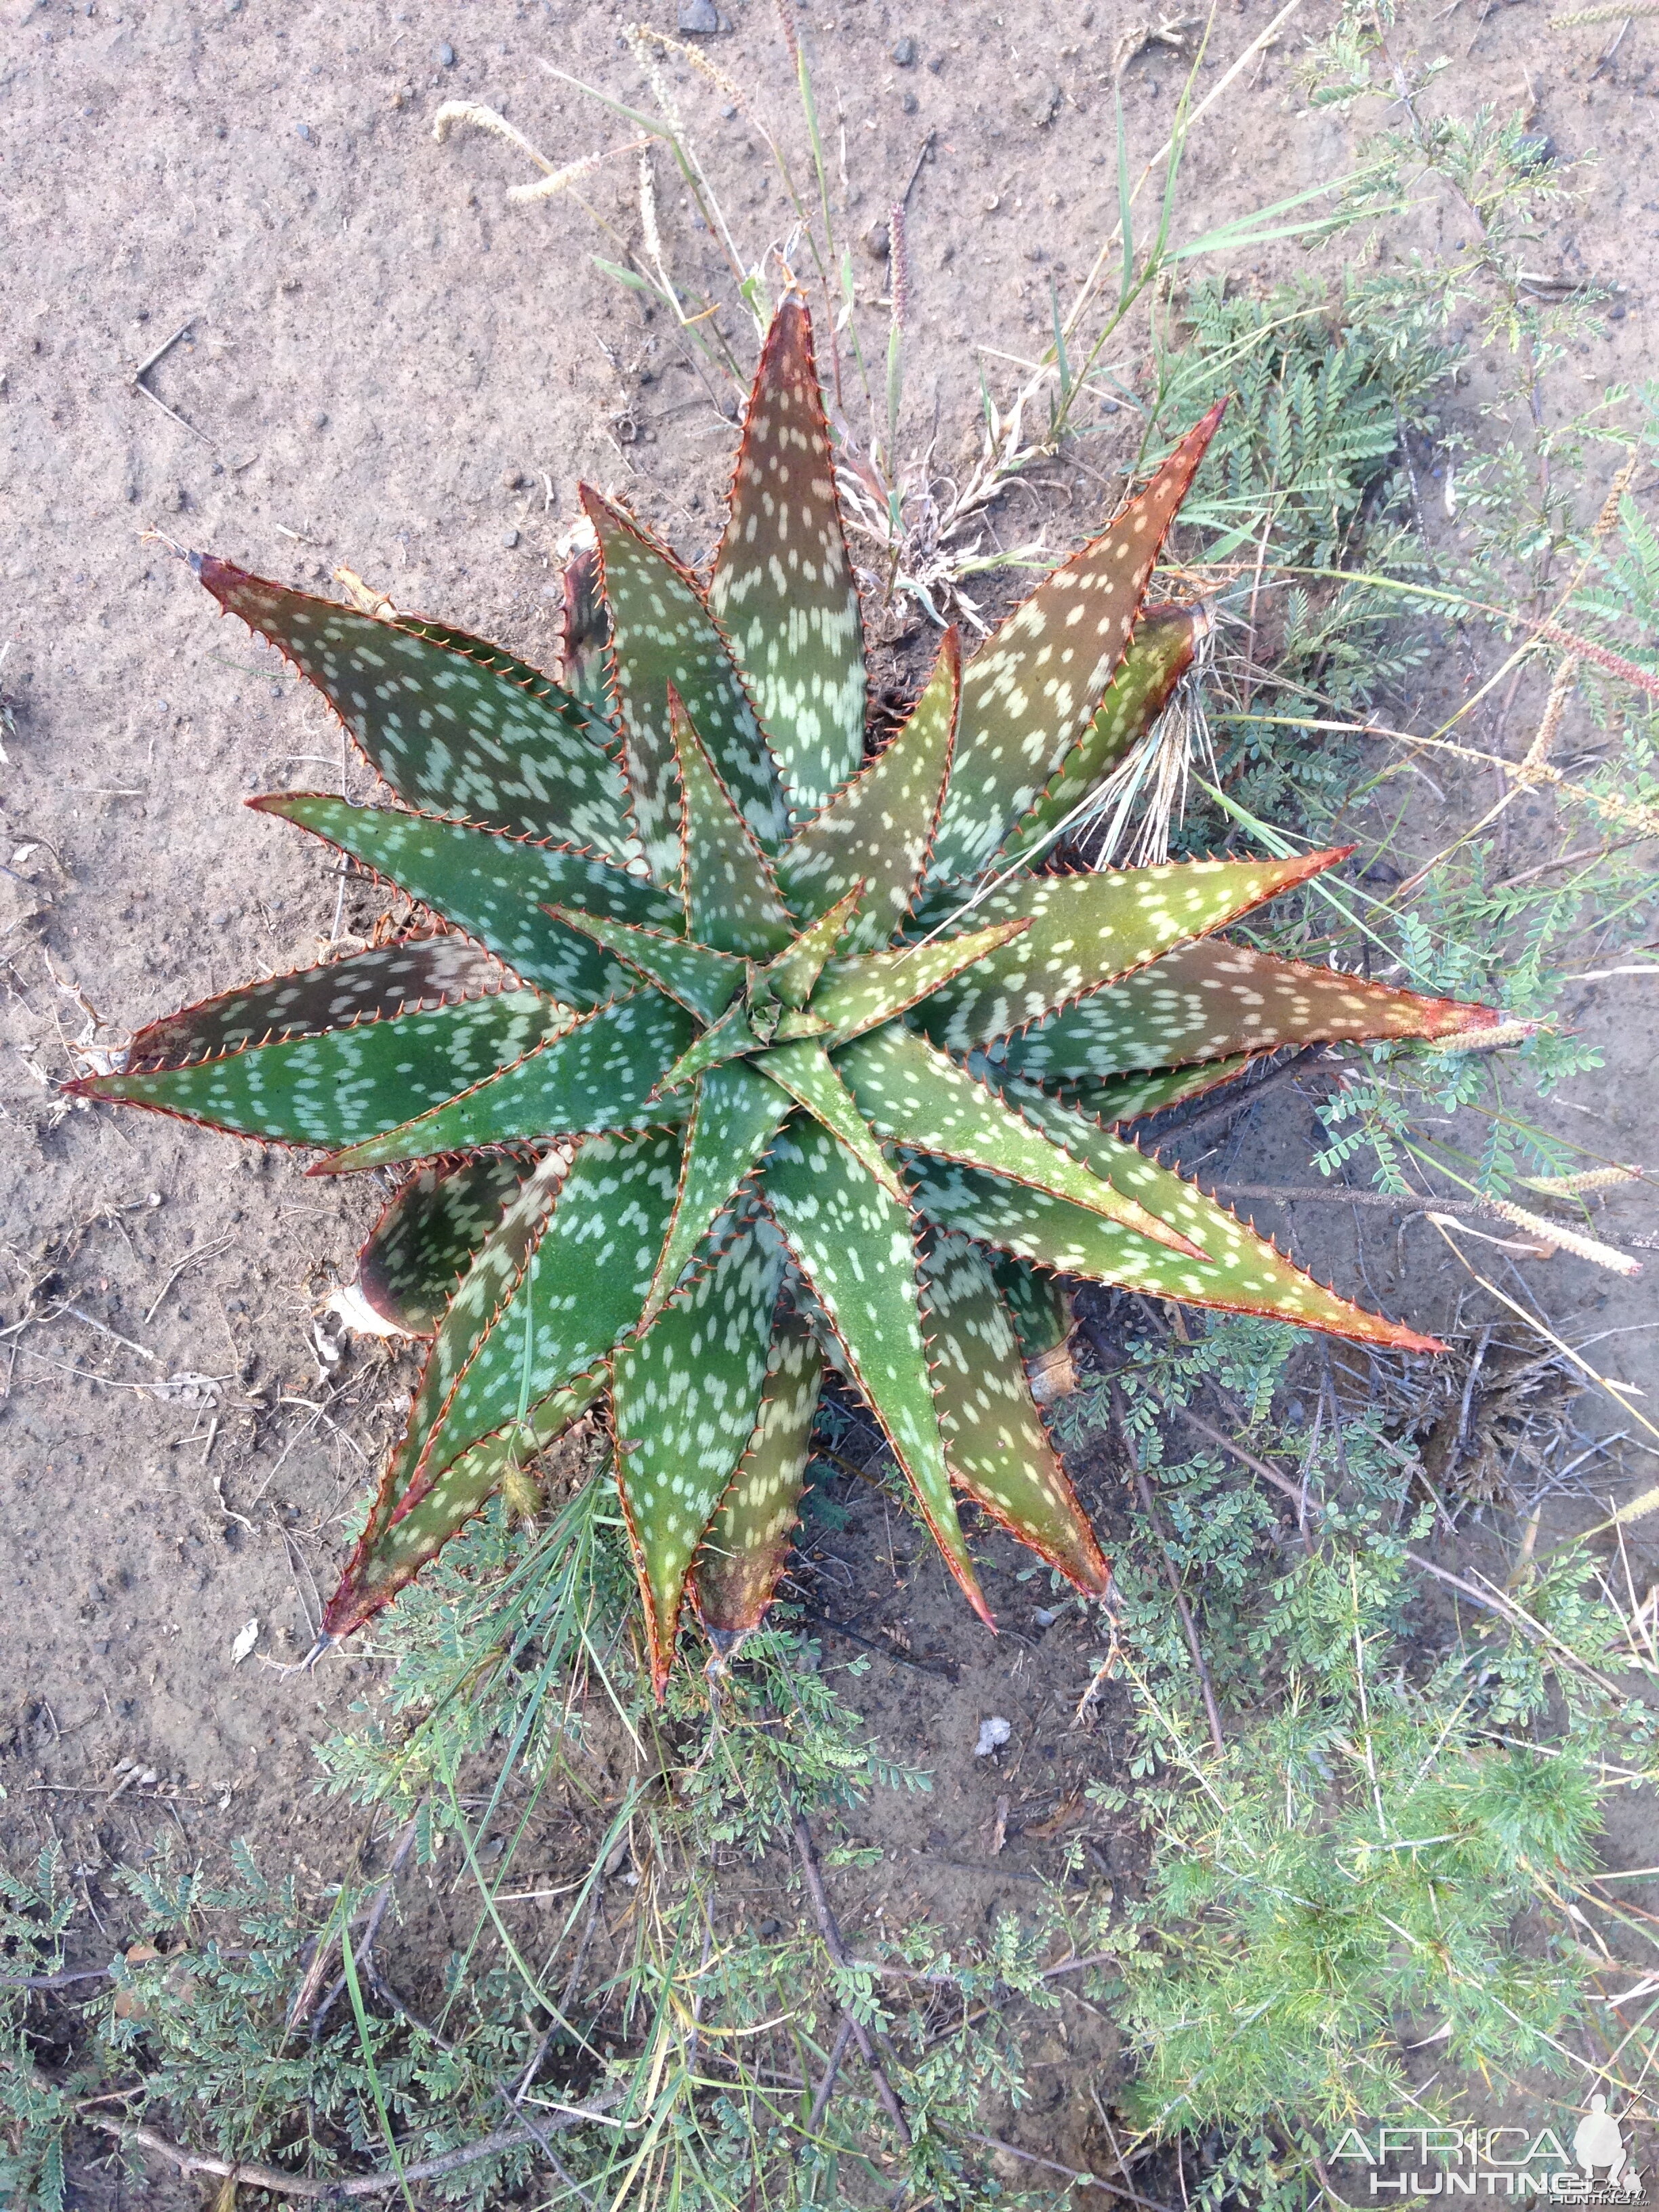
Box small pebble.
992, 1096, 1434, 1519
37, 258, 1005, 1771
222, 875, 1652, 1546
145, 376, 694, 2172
719, 101, 737, 119
974, 1715, 1012, 1757
501, 466, 526, 489
900, 89, 918, 115
311, 409, 329, 429
891, 34, 918, 65
1033, 1606, 1063, 1629
677, 0, 718, 30
502, 529, 520, 549
861, 220, 890, 260
294, 121, 312, 142
1025, 75, 1063, 128
434, 39, 455, 66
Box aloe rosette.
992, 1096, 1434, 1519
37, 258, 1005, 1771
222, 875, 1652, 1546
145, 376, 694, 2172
74, 298, 1501, 1688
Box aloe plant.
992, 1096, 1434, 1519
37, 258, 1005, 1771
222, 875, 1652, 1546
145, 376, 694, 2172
73, 298, 1501, 1687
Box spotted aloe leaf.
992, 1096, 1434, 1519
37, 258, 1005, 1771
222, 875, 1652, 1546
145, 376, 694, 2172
79, 977, 560, 1151
775, 630, 960, 951
1067, 1054, 1259, 1127
914, 849, 1346, 1054
810, 920, 1028, 1045
993, 602, 1202, 872
1000, 939, 1502, 1085
325, 1132, 680, 1637
357, 1154, 538, 1334
584, 488, 789, 878
613, 1208, 785, 1689
543, 905, 745, 1025
89, 294, 1504, 1684
196, 556, 636, 859
254, 794, 680, 1009
670, 692, 796, 958
641, 1059, 792, 1329
926, 403, 1227, 886
759, 1039, 908, 1204
834, 1023, 1203, 1256
760, 1117, 991, 1626
918, 1229, 1109, 1595
708, 294, 865, 815
316, 988, 695, 1172
691, 1304, 824, 1650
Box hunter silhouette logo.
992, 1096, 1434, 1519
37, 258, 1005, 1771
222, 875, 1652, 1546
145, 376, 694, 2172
1328, 2104, 1646, 2204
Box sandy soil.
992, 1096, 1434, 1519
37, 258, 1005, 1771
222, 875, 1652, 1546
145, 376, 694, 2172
3, 0, 1657, 2200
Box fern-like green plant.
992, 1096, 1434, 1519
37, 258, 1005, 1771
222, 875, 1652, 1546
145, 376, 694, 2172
73, 298, 1503, 1687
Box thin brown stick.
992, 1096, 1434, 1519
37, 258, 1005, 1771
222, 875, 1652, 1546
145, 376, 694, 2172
790, 1813, 914, 2146
960, 2128, 1181, 2208
1111, 1386, 1225, 1757
802, 2013, 855, 2137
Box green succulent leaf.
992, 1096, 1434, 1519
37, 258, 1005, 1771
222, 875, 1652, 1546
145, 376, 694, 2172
834, 1023, 1203, 1254
583, 488, 789, 878
808, 920, 1029, 1045
993, 602, 1202, 871
918, 1228, 1110, 1596
991, 1252, 1072, 1364
356, 1154, 538, 1335
83, 987, 560, 1151
255, 794, 680, 1008
1000, 938, 1502, 1084
762, 884, 865, 1009
775, 629, 960, 951
316, 987, 695, 1172
1064, 1055, 1258, 1126
926, 402, 1227, 885
641, 1059, 792, 1330
325, 1131, 682, 1636
115, 937, 505, 1074
670, 693, 796, 957
652, 1000, 764, 1099
708, 294, 865, 815
558, 539, 619, 741
760, 1118, 991, 1625
912, 1074, 1440, 1351
542, 905, 745, 1024
758, 1038, 908, 1204
691, 1304, 824, 1645
197, 556, 636, 858
613, 1209, 785, 1689
914, 848, 1345, 1053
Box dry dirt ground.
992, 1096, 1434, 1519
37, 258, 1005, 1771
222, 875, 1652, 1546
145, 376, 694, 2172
3, 0, 1658, 2201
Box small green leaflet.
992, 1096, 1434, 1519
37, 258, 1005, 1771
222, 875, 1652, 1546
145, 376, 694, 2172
912, 1074, 1441, 1351
708, 294, 865, 816
912, 849, 1344, 1053
760, 1118, 991, 1625
119, 935, 507, 1073
256, 794, 682, 1010
918, 1229, 1110, 1596
356, 1154, 537, 1334
316, 987, 695, 1172
544, 905, 745, 1025
925, 401, 1227, 885
692, 1305, 824, 1643
613, 1210, 785, 1688
85, 993, 560, 1151
1000, 937, 1500, 1084
197, 556, 636, 859
759, 1038, 907, 1204
776, 630, 960, 952
762, 884, 865, 1010
641, 1059, 792, 1328
809, 920, 1028, 1045
583, 489, 789, 878
326, 1131, 682, 1635
670, 693, 796, 957
993, 604, 1200, 872
834, 1025, 1204, 1256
